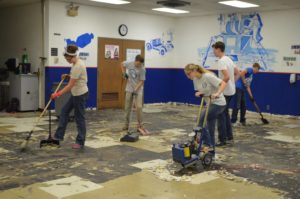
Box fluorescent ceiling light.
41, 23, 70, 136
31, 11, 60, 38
152, 7, 189, 14
90, 0, 131, 5
218, 0, 259, 8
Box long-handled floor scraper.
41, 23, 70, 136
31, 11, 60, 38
246, 89, 269, 124
120, 93, 139, 142
20, 77, 66, 152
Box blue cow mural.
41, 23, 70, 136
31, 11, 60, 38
198, 13, 278, 71
65, 33, 94, 48
146, 31, 174, 56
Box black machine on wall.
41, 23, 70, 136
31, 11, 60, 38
5, 58, 31, 74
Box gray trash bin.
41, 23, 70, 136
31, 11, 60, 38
52, 82, 74, 120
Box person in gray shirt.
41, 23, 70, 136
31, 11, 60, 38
121, 55, 148, 135
184, 64, 227, 150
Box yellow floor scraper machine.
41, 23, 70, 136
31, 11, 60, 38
172, 96, 214, 169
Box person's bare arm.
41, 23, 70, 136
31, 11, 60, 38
240, 69, 247, 85
212, 81, 227, 99
59, 79, 76, 95
221, 69, 230, 82
247, 86, 254, 101
234, 67, 240, 81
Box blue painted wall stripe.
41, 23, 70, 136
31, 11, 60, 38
45, 67, 300, 116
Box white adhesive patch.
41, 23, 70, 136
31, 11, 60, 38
131, 159, 219, 184
132, 159, 169, 170
161, 128, 187, 136
0, 147, 9, 154
283, 124, 300, 129
265, 134, 300, 143
139, 136, 165, 143
142, 108, 163, 113
85, 136, 121, 149
0, 117, 48, 133
189, 171, 219, 184
39, 176, 103, 199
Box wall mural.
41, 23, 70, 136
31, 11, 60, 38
198, 13, 278, 71
65, 33, 94, 48
146, 31, 174, 56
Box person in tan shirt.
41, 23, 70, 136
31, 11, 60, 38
51, 44, 89, 149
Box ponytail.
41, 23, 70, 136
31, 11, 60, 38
184, 64, 211, 76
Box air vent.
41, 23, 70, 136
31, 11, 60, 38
102, 93, 119, 101
157, 0, 191, 8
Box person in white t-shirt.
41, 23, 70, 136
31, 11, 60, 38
212, 41, 239, 147
50, 44, 89, 149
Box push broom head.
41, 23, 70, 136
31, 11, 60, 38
261, 118, 269, 124
20, 132, 32, 152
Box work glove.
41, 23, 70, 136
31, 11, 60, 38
51, 91, 62, 100
249, 96, 255, 102
61, 74, 70, 80
122, 72, 129, 79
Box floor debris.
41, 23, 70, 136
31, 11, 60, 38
0, 104, 298, 198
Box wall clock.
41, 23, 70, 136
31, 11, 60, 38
119, 24, 128, 36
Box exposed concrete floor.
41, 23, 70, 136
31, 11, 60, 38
0, 103, 299, 199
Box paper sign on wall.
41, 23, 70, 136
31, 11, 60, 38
105, 45, 119, 60
126, 48, 141, 62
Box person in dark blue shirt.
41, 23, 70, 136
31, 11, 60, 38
231, 63, 261, 125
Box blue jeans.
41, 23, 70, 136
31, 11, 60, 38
217, 95, 233, 143
231, 88, 246, 123
54, 92, 88, 146
199, 104, 226, 148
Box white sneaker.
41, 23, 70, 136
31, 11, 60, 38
232, 123, 239, 127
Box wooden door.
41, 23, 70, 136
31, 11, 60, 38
98, 38, 145, 109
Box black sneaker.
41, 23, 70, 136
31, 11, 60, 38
216, 142, 227, 147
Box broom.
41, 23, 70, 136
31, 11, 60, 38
246, 88, 269, 125
20, 77, 66, 152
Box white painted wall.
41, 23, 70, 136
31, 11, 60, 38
48, 0, 176, 68
175, 9, 300, 72
0, 3, 43, 72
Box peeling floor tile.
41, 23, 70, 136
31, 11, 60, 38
39, 176, 103, 199
265, 133, 300, 143
85, 136, 121, 149
0, 147, 10, 154
0, 117, 49, 133
132, 159, 219, 184
161, 128, 187, 136
283, 124, 300, 129
265, 131, 300, 143
123, 139, 171, 153
132, 159, 169, 170
189, 171, 219, 184
142, 108, 163, 113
